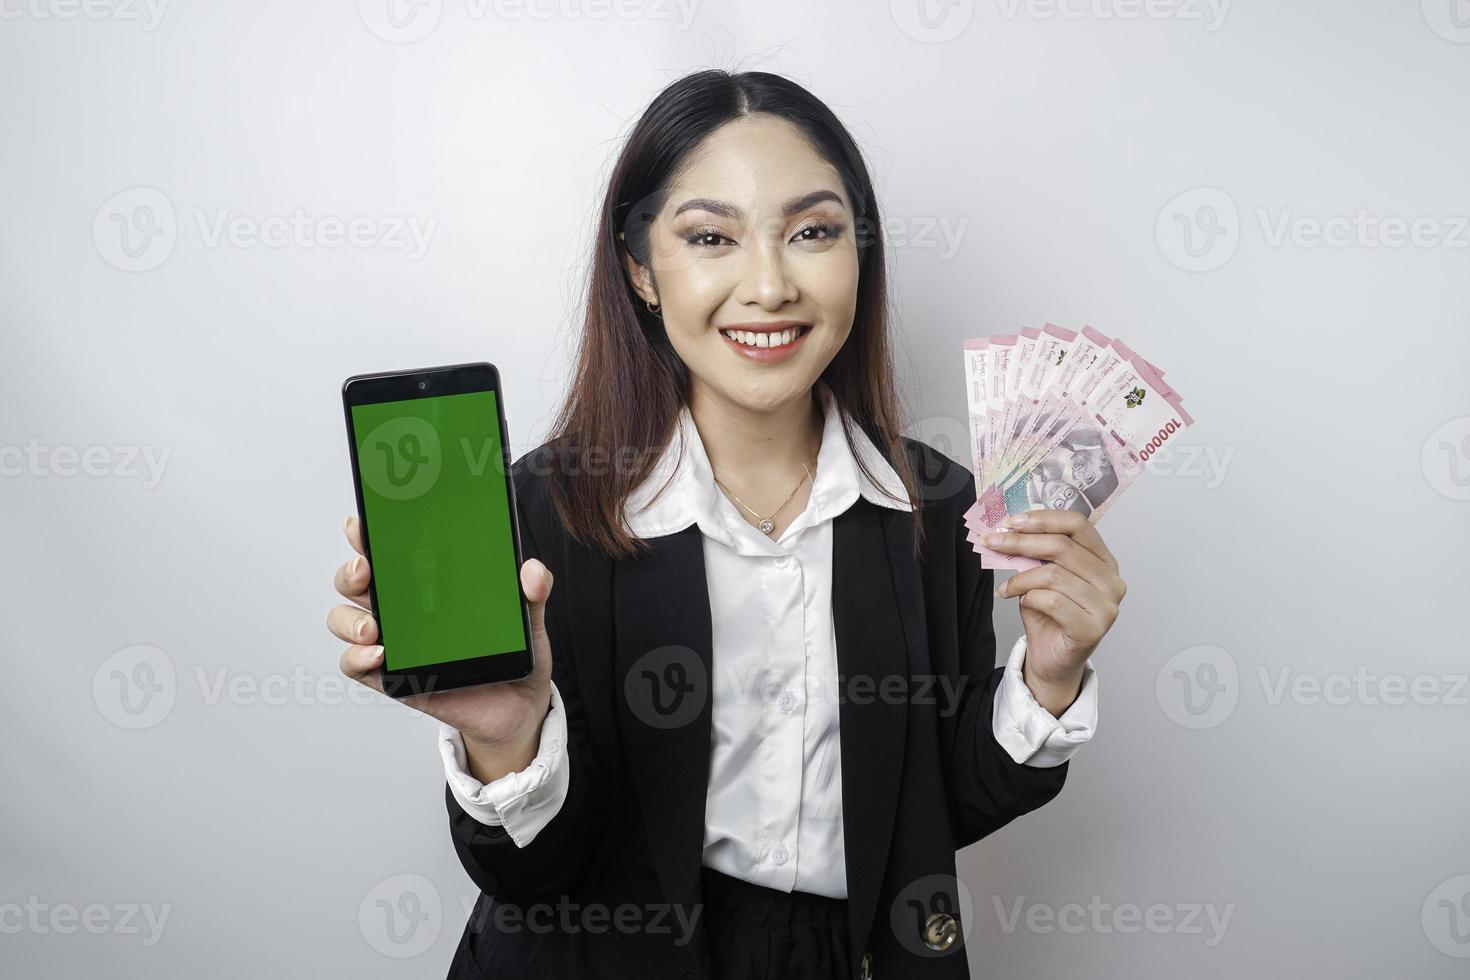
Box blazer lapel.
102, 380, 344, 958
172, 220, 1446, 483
611, 524, 714, 916
833, 498, 925, 965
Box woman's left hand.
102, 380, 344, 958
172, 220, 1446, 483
982, 510, 1126, 717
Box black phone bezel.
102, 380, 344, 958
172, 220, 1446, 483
341, 361, 535, 699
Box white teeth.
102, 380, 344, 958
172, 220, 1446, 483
723, 327, 805, 348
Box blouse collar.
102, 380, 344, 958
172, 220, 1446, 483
622, 380, 912, 556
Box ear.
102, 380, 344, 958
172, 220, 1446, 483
618, 232, 658, 306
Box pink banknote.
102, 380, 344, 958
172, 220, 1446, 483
962, 325, 1193, 570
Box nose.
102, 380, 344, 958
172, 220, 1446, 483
733, 225, 799, 310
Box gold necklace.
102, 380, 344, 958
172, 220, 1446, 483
713, 462, 812, 536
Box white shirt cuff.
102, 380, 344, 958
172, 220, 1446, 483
991, 634, 1098, 768
438, 679, 570, 847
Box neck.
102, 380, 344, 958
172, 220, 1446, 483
688, 380, 824, 505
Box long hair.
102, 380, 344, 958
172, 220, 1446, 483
541, 68, 928, 561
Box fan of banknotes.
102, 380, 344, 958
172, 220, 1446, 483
962, 324, 1193, 570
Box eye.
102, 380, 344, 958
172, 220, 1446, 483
792, 222, 842, 244
684, 226, 733, 249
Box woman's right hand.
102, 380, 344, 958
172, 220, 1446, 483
328, 515, 554, 777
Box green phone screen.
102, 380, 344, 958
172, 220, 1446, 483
350, 390, 527, 670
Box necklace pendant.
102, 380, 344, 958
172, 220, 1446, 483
758, 519, 775, 535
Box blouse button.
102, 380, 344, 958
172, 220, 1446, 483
774, 554, 790, 568
778, 691, 796, 713
771, 845, 789, 865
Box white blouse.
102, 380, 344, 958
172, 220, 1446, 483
439, 380, 1098, 900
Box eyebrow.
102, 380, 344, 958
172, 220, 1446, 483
671, 189, 845, 221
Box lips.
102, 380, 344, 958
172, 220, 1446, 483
718, 324, 812, 364
719, 324, 810, 348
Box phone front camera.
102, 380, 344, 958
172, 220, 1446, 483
418, 381, 428, 390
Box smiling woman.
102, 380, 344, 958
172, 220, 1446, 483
568, 74, 924, 561
329, 67, 1112, 980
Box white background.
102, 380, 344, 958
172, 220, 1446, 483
3, 0, 1469, 976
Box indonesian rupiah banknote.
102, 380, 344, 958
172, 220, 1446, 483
962, 324, 1192, 570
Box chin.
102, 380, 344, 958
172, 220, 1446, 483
713, 377, 810, 410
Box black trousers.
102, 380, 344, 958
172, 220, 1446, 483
700, 866, 852, 980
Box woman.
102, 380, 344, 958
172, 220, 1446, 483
327, 69, 1125, 980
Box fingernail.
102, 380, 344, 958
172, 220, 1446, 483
541, 564, 552, 586
994, 582, 1006, 598
355, 617, 371, 641
1004, 513, 1028, 528
343, 515, 352, 534
349, 556, 363, 578
983, 533, 1006, 547
363, 645, 383, 664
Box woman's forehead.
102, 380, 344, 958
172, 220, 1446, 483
667, 120, 848, 212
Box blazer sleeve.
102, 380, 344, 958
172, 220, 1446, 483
444, 455, 625, 905
942, 473, 1070, 851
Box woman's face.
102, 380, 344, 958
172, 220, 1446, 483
623, 113, 860, 413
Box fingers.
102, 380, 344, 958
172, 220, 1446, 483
343, 514, 364, 554
338, 642, 384, 694
998, 509, 1118, 570
997, 561, 1116, 621
981, 530, 1119, 599
1016, 588, 1103, 646
336, 516, 374, 610
335, 553, 374, 611
333, 516, 382, 695
327, 603, 379, 646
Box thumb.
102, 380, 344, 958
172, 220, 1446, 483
520, 558, 553, 640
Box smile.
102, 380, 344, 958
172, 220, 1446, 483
718, 324, 812, 364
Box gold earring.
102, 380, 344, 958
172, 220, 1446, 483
646, 298, 661, 315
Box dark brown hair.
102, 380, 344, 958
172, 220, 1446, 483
541, 68, 928, 561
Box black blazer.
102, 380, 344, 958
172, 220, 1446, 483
444, 436, 1070, 980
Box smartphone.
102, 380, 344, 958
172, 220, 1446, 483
342, 362, 534, 698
